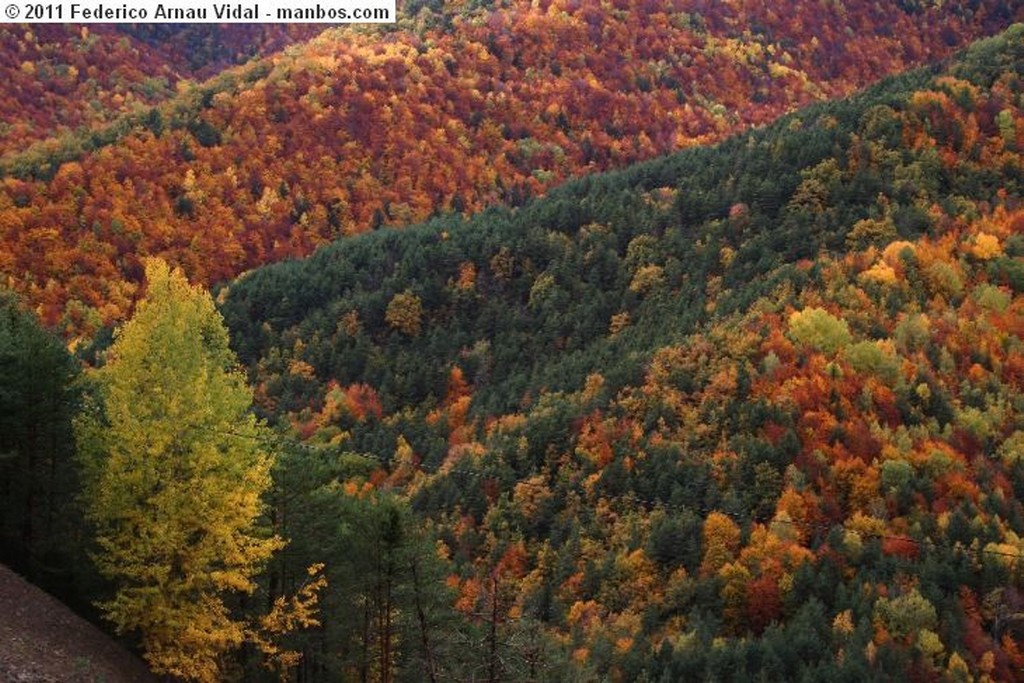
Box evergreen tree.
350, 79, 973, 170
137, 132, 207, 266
0, 291, 82, 590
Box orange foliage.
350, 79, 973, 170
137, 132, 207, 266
575, 410, 615, 469
701, 511, 742, 577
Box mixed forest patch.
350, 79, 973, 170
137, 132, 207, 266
0, 0, 1020, 339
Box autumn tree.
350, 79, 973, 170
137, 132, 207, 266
76, 259, 284, 682
787, 307, 852, 355
385, 290, 423, 336
700, 511, 742, 577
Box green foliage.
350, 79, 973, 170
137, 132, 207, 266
0, 291, 85, 597
1, 18, 1022, 683
893, 313, 931, 353
971, 282, 1010, 312
923, 261, 963, 299
207, 27, 1024, 682
787, 308, 853, 355
873, 589, 937, 641
844, 340, 899, 382
846, 217, 898, 250
264, 445, 481, 682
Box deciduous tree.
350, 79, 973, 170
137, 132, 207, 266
76, 259, 284, 682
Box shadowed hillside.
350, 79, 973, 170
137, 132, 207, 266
213, 25, 1024, 681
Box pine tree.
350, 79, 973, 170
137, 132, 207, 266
0, 291, 81, 585
76, 259, 284, 682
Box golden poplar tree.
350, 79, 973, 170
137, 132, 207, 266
76, 259, 284, 682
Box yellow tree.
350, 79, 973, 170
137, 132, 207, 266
385, 290, 423, 336
76, 259, 284, 682
700, 511, 741, 577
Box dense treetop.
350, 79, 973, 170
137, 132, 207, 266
0, 24, 324, 155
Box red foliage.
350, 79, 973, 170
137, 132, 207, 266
343, 383, 383, 422
959, 588, 995, 661
495, 542, 528, 580
576, 411, 615, 469
841, 417, 883, 462
881, 535, 919, 561
745, 574, 783, 635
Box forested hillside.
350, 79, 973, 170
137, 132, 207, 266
0, 25, 182, 154
208, 25, 1024, 681
0, 24, 323, 156
1, 0, 1020, 340
2, 12, 1024, 683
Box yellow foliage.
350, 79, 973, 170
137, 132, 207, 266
970, 232, 1002, 260
609, 311, 631, 335
833, 609, 855, 636
76, 260, 287, 682
250, 564, 327, 679
629, 264, 665, 294
881, 240, 917, 265
567, 599, 604, 634
847, 511, 888, 538
513, 473, 553, 521
582, 372, 605, 403
701, 511, 741, 576
288, 358, 317, 378
979, 650, 996, 674
455, 261, 477, 291
946, 651, 972, 682
983, 540, 1023, 569
339, 310, 362, 336
859, 261, 898, 285
717, 562, 752, 631
385, 290, 423, 335
917, 629, 945, 663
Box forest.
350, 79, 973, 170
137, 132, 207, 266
0, 0, 1020, 341
2, 16, 1023, 681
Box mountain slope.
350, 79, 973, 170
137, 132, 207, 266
1, 0, 1020, 338
216, 25, 1024, 681
0, 24, 327, 157
0, 25, 181, 155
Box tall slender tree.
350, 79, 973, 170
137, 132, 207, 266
76, 259, 284, 682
